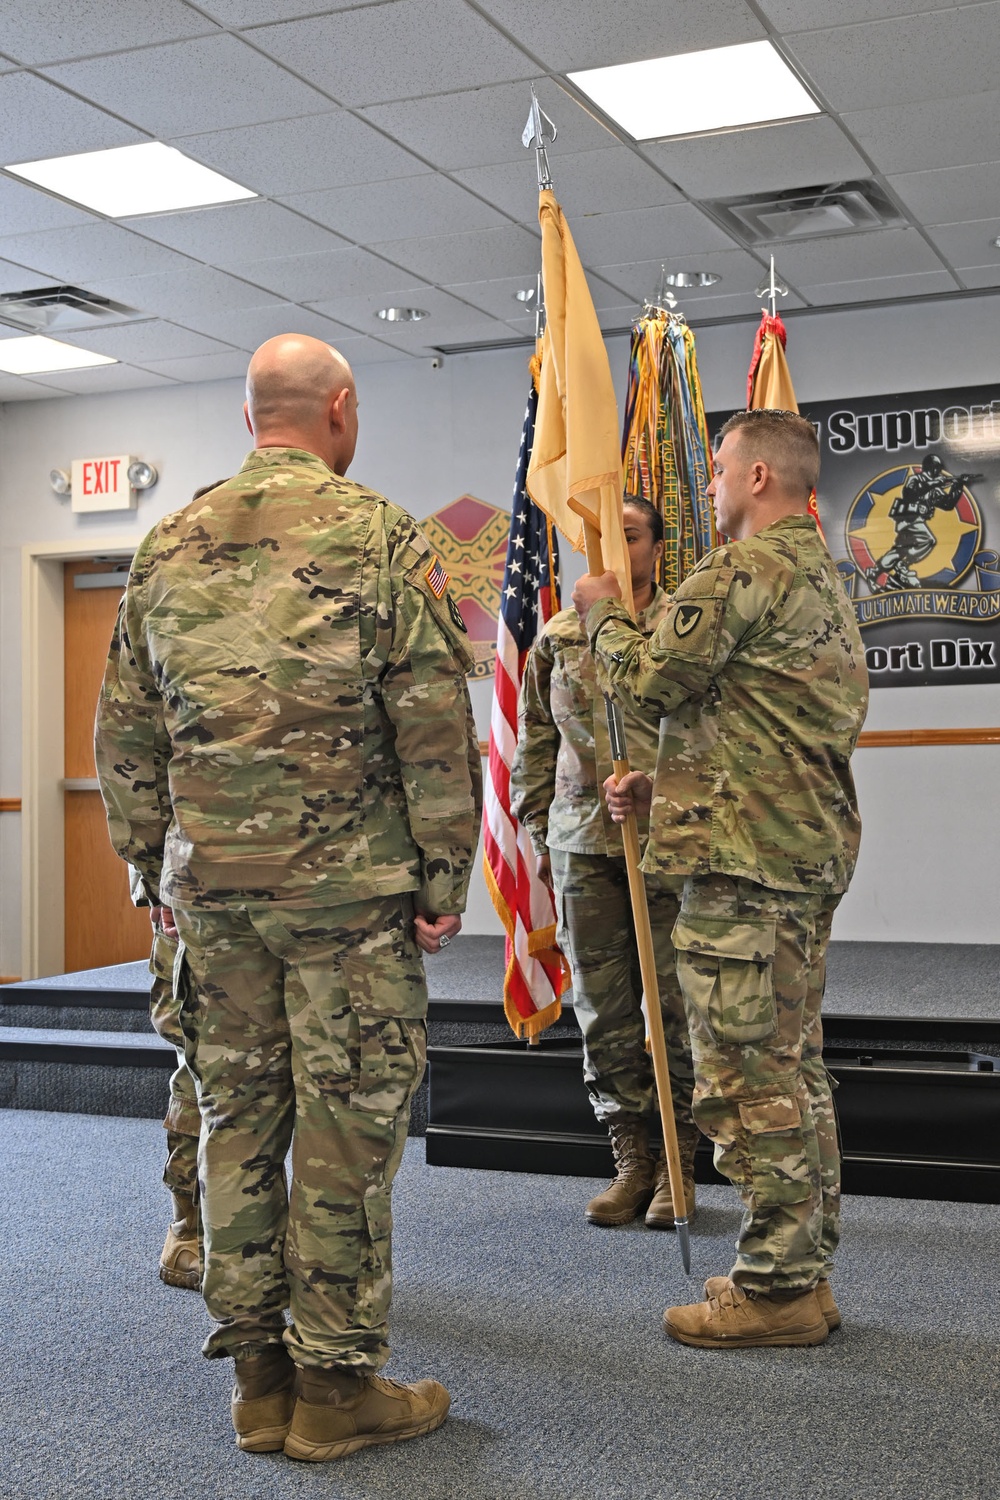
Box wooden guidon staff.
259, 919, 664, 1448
582, 523, 692, 1274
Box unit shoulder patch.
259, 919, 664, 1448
674, 603, 703, 638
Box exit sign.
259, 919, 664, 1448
71, 454, 133, 513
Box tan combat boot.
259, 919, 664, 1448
663, 1276, 828, 1349
585, 1117, 655, 1226
645, 1121, 699, 1229
159, 1191, 201, 1290
232, 1344, 296, 1452
704, 1274, 841, 1331
283, 1367, 450, 1463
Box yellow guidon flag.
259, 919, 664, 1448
526, 188, 634, 614
747, 309, 826, 541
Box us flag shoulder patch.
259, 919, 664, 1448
425, 556, 449, 598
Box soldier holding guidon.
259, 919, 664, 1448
96, 336, 481, 1459
574, 409, 868, 1350
510, 497, 698, 1229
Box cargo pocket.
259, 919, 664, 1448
353, 1187, 393, 1333
342, 954, 427, 1118
673, 913, 777, 1045
738, 1094, 812, 1206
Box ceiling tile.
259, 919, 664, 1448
786, 5, 1000, 113
177, 110, 425, 196
473, 0, 763, 72
0, 222, 192, 283
454, 147, 683, 223
122, 200, 345, 266
954, 264, 1000, 289
43, 34, 334, 138
227, 245, 419, 303
27, 363, 181, 393
683, 289, 807, 321
82, 265, 284, 321
0, 1, 215, 66
57, 320, 236, 361
135, 350, 252, 382
444, 269, 630, 319
370, 224, 541, 285
0, 258, 61, 295
646, 117, 868, 200
248, 0, 535, 108
307, 284, 488, 334
595, 248, 778, 304
775, 228, 944, 285
801, 269, 960, 306
0, 373, 73, 399
572, 202, 737, 268
0, 73, 144, 163
924, 219, 1000, 271
842, 90, 1000, 176
759, 0, 968, 28
361, 78, 614, 171
279, 174, 508, 244
0, 175, 98, 237
888, 163, 1000, 228
188, 303, 360, 350
197, 0, 382, 24
368, 312, 518, 354
343, 336, 418, 365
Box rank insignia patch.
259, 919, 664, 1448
425, 556, 450, 598
447, 594, 468, 632
674, 603, 703, 637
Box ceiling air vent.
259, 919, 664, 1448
707, 181, 904, 244
0, 285, 137, 334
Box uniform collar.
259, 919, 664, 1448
239, 447, 338, 477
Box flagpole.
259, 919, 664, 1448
585, 516, 692, 1272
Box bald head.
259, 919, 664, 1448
244, 334, 359, 475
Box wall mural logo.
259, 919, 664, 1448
422, 495, 510, 679
709, 384, 1000, 686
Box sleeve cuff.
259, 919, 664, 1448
586, 597, 633, 653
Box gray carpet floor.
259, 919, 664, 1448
1, 1109, 998, 1500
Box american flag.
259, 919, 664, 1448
482, 376, 568, 1038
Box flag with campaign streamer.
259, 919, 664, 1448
482, 364, 568, 1039
526, 187, 634, 612
747, 308, 827, 540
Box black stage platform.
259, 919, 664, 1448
2, 937, 998, 1201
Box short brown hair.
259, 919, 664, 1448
717, 409, 819, 497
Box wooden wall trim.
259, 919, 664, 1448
0, 799, 21, 813
858, 728, 1000, 748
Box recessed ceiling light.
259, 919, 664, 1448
4, 142, 257, 218
0, 335, 117, 374
569, 41, 820, 142
513, 287, 537, 303
663, 271, 720, 288
375, 307, 429, 323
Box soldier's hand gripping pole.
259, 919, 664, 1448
603, 692, 691, 1274
580, 517, 691, 1274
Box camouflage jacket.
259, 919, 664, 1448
587, 516, 868, 893
510, 588, 670, 857
96, 447, 482, 914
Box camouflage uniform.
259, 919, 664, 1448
129, 866, 199, 1196
588, 516, 868, 1292
510, 593, 694, 1130
96, 447, 481, 1368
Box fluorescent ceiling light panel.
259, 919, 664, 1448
5, 142, 257, 218
0, 335, 117, 373
569, 41, 820, 142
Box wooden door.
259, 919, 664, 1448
64, 559, 153, 972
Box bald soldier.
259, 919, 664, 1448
574, 410, 868, 1351
96, 336, 481, 1460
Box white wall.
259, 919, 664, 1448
2, 291, 999, 976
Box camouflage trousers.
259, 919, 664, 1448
148, 924, 200, 1196
551, 849, 694, 1129
671, 874, 841, 1294
173, 893, 426, 1370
